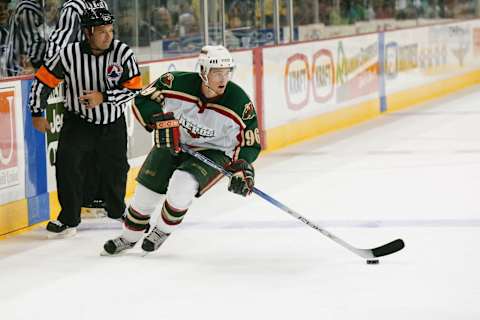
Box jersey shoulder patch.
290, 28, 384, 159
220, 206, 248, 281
222, 81, 255, 119
242, 102, 256, 121
160, 73, 174, 89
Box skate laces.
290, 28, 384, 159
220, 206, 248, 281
51, 220, 64, 227
112, 237, 133, 249
146, 227, 168, 244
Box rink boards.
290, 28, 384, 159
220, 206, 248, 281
1, 19, 480, 237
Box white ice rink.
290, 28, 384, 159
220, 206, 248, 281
2, 87, 480, 320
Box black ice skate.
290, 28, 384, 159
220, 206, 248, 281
102, 237, 136, 255
46, 220, 77, 239
141, 227, 170, 253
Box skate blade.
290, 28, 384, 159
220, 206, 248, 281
141, 251, 151, 257
100, 250, 120, 257
47, 228, 77, 239
100, 248, 134, 257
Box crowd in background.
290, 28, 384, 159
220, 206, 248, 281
0, 0, 478, 79
292, 0, 476, 25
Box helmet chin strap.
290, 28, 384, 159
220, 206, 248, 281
201, 71, 223, 97
203, 81, 222, 97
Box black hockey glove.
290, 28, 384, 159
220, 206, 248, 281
225, 160, 255, 197
151, 112, 181, 154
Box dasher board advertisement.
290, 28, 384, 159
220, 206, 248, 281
262, 33, 380, 130
0, 81, 26, 204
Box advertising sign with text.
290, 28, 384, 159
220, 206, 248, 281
0, 81, 25, 204
384, 20, 480, 95
263, 34, 379, 129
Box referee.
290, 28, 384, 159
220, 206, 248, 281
29, 7, 142, 236
45, 0, 110, 213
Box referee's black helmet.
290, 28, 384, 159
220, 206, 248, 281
81, 7, 115, 28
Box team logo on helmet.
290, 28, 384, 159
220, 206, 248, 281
242, 102, 255, 121
160, 73, 174, 89
106, 63, 123, 81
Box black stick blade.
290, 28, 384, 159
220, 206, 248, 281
371, 239, 405, 258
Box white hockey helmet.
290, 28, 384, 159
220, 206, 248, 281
198, 45, 235, 83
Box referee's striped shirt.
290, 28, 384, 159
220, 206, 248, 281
0, 26, 8, 77
45, 0, 108, 60
0, 25, 7, 48
5, 0, 46, 75
29, 39, 142, 125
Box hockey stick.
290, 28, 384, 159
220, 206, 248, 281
181, 144, 405, 260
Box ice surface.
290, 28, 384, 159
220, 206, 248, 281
2, 87, 480, 320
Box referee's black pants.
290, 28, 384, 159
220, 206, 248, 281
55, 112, 129, 227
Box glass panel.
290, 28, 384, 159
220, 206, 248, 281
161, 0, 203, 58
289, 0, 480, 42
279, 0, 289, 43
225, 0, 278, 49
109, 1, 143, 58
109, 0, 204, 60
208, 0, 224, 46
0, 0, 479, 79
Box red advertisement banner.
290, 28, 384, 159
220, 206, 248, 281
0, 88, 19, 189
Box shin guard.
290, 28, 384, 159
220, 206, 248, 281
160, 201, 187, 227
125, 206, 151, 232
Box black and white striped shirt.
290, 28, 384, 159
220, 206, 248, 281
45, 0, 108, 60
0, 25, 7, 48
5, 0, 46, 75
30, 39, 142, 125
0, 26, 8, 77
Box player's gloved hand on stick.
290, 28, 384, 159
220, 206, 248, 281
225, 159, 255, 196
152, 112, 181, 154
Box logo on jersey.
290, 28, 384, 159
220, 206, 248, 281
179, 115, 214, 139
242, 102, 255, 121
107, 63, 123, 81
160, 73, 174, 88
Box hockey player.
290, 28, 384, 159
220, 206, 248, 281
103, 45, 261, 255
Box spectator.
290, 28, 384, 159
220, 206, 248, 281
329, 5, 347, 25
150, 6, 173, 40
347, 0, 366, 24
367, 4, 376, 20
177, 12, 197, 36
395, 0, 408, 19
294, 0, 316, 26
318, 2, 332, 25
227, 0, 254, 29
117, 14, 135, 45
175, 2, 198, 37
131, 5, 174, 46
